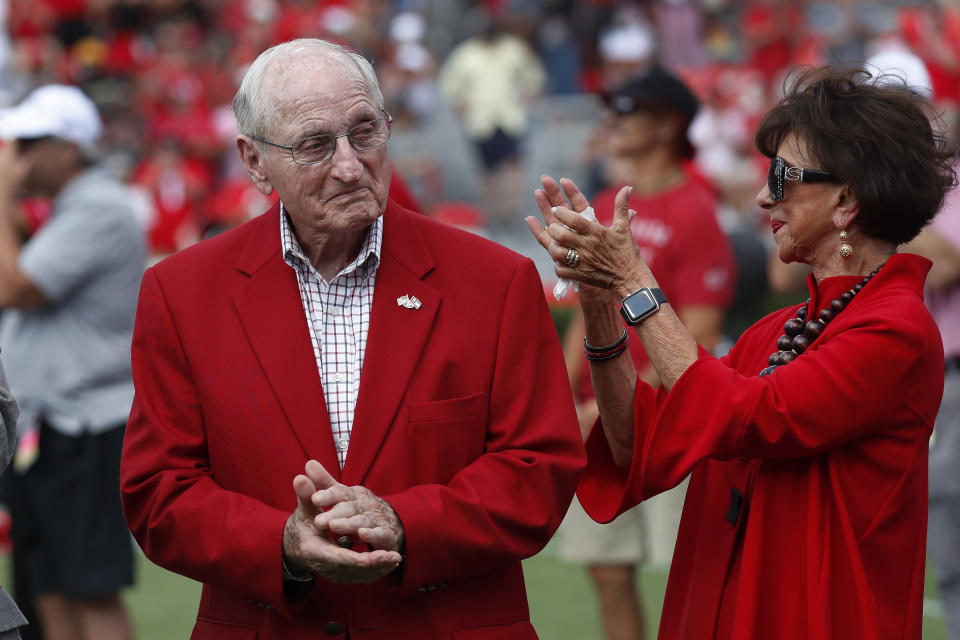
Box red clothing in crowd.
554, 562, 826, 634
579, 253, 942, 639
577, 175, 735, 400
741, 1, 805, 87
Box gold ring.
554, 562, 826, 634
564, 248, 581, 268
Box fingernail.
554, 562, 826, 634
551, 206, 558, 214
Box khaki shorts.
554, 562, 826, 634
556, 477, 688, 568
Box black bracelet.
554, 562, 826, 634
585, 338, 630, 361
584, 328, 628, 353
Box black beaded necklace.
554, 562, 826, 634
759, 265, 883, 377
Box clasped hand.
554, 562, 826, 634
282, 460, 404, 584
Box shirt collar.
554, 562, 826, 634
280, 202, 383, 279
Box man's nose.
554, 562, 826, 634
329, 135, 363, 181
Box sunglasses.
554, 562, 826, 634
15, 136, 53, 153
767, 156, 841, 202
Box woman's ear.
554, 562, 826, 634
832, 183, 859, 230
236, 135, 275, 196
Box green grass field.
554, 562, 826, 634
4, 549, 948, 639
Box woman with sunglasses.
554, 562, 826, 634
527, 66, 955, 638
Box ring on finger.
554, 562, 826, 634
564, 248, 581, 268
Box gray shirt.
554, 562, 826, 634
0, 167, 146, 435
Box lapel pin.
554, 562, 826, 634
397, 295, 422, 310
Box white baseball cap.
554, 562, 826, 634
0, 84, 102, 150
865, 48, 933, 98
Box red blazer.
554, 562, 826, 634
579, 253, 943, 639
120, 201, 584, 640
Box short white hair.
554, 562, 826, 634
233, 38, 384, 139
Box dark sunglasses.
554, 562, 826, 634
15, 136, 53, 153
767, 156, 841, 202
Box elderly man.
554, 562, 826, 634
119, 39, 584, 639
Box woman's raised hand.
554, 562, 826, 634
525, 175, 646, 299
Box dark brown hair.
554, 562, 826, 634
755, 66, 957, 245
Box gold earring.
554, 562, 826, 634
839, 230, 854, 259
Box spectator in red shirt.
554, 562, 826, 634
555, 66, 735, 640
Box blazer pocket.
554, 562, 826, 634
408, 392, 486, 425
192, 618, 258, 640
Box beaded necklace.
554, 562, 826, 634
759, 265, 883, 377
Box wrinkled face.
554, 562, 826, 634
757, 133, 842, 267
246, 52, 391, 238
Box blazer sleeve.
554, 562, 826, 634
579, 300, 943, 523
382, 259, 586, 592
120, 268, 297, 617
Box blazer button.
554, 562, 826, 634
336, 536, 352, 549
325, 621, 343, 635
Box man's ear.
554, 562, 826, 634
237, 135, 275, 196
832, 183, 859, 230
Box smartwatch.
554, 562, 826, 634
619, 287, 668, 326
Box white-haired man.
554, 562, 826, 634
119, 39, 584, 640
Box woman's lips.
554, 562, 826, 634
771, 221, 784, 234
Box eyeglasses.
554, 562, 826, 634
767, 156, 841, 203
253, 110, 393, 165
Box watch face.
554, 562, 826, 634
621, 289, 658, 324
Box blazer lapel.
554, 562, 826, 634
342, 206, 439, 485
231, 207, 341, 477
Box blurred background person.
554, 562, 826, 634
556, 66, 735, 640
908, 187, 960, 640
0, 84, 145, 640
438, 10, 544, 227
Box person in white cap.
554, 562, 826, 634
0, 84, 145, 640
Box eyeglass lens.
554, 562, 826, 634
293, 118, 390, 164
768, 156, 785, 202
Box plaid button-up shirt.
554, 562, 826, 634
280, 206, 383, 468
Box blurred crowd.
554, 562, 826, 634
1, 0, 958, 261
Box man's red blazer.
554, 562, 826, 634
120, 200, 585, 639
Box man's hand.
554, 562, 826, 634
309, 462, 405, 554
282, 461, 402, 584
